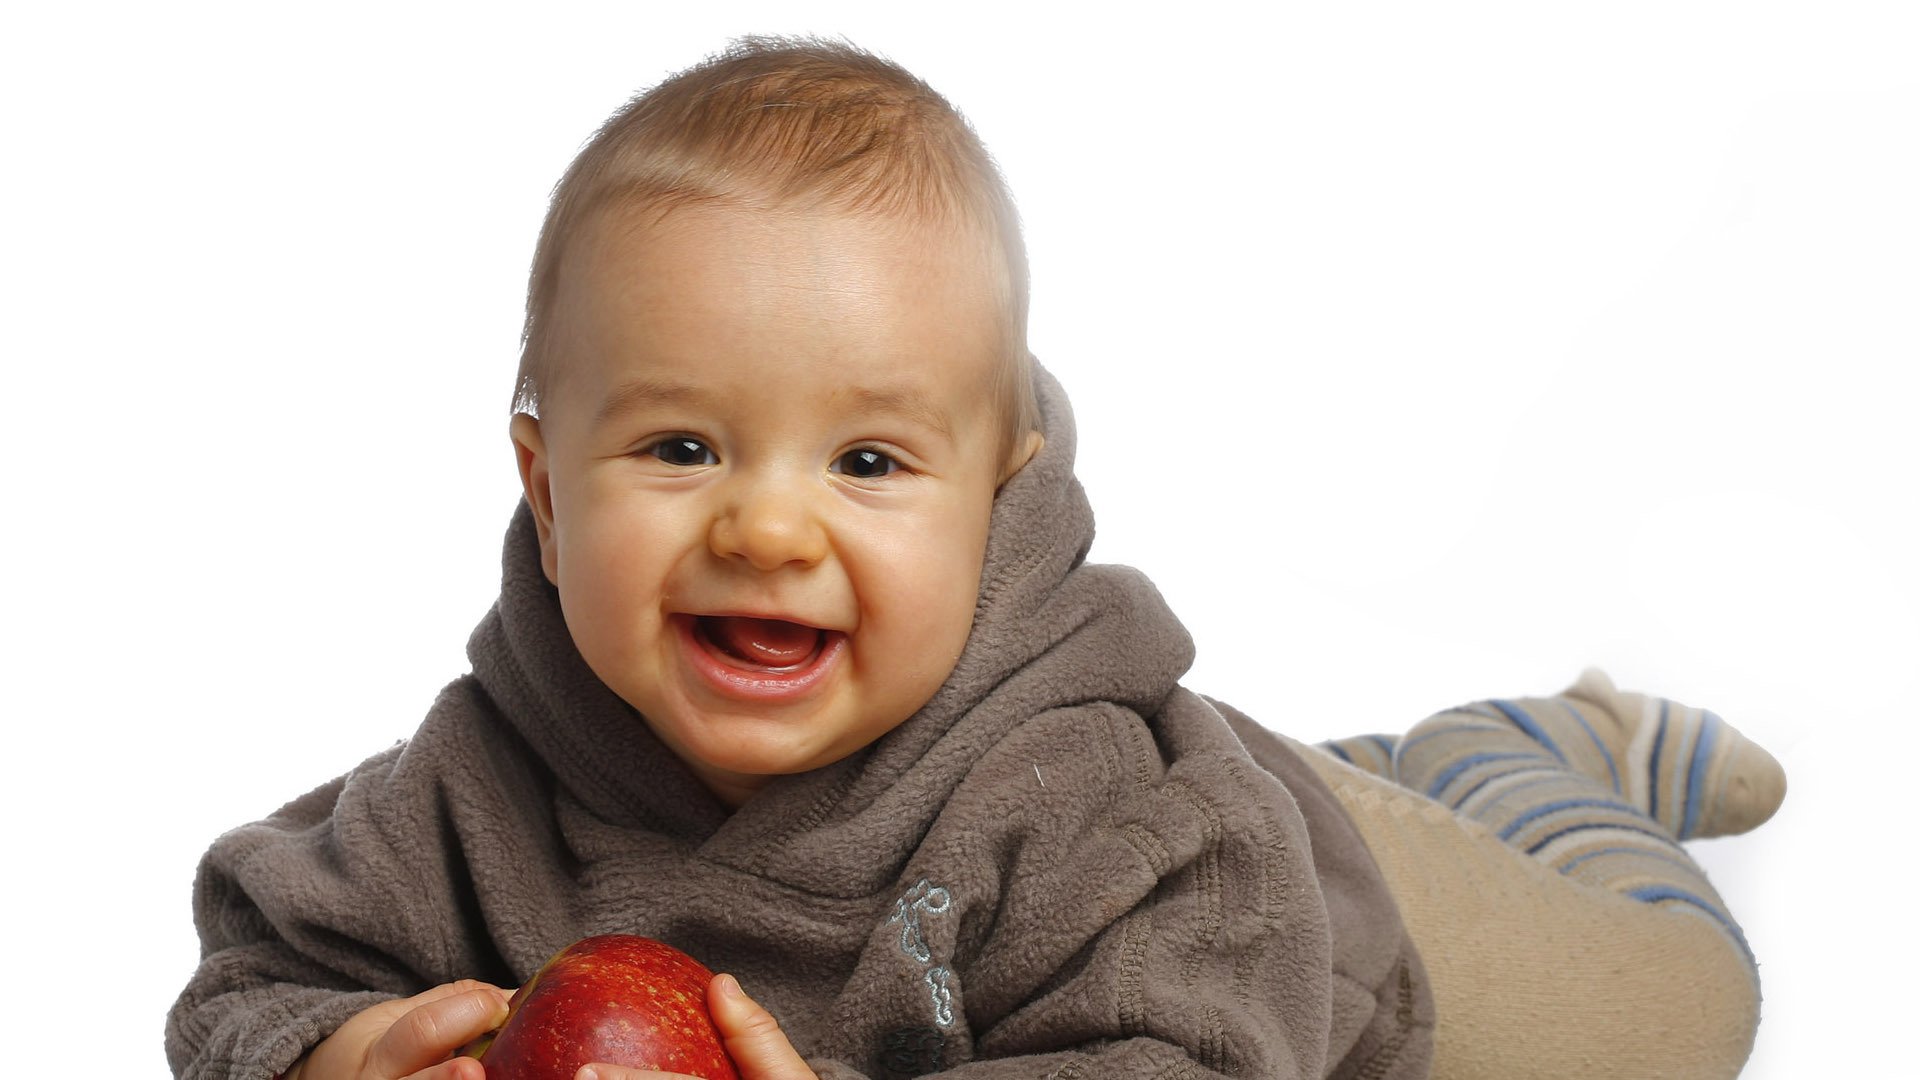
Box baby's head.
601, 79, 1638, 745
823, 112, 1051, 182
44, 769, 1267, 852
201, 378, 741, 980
514, 37, 1039, 467
509, 39, 1044, 807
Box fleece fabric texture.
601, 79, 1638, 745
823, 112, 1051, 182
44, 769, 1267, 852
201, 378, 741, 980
166, 366, 1434, 1080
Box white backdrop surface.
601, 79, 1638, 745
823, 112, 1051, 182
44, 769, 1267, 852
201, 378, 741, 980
5, 4, 1915, 1077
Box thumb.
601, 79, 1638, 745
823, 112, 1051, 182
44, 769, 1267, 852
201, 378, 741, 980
708, 975, 816, 1080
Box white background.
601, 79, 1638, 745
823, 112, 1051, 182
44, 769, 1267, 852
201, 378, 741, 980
5, 3, 1915, 1077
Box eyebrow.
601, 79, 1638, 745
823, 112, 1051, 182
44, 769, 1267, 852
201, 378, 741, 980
593, 373, 959, 440
838, 383, 956, 440
593, 376, 713, 426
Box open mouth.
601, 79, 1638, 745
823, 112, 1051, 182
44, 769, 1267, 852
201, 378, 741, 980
692, 615, 827, 672
678, 614, 844, 703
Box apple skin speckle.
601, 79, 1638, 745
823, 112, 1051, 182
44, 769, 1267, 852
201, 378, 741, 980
471, 934, 742, 1080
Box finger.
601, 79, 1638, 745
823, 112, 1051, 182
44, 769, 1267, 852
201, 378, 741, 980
405, 1057, 488, 1080
368, 983, 511, 1079
574, 1068, 701, 1080
407, 978, 513, 1008
708, 975, 817, 1080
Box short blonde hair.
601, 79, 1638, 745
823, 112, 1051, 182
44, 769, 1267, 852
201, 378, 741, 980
513, 37, 1039, 462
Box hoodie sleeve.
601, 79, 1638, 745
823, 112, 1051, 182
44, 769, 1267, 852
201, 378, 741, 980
164, 739, 482, 1080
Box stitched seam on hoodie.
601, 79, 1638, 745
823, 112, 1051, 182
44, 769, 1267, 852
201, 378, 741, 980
1121, 822, 1173, 876
1215, 755, 1292, 926
1200, 1004, 1225, 1072
1353, 1031, 1409, 1080
1161, 780, 1226, 989
1199, 752, 1292, 1023
1044, 1056, 1092, 1080
785, 761, 865, 842
1117, 910, 1152, 1037
1350, 958, 1420, 1080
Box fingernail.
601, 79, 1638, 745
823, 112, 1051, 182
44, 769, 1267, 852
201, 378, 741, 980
577, 1068, 599, 1080
718, 974, 743, 999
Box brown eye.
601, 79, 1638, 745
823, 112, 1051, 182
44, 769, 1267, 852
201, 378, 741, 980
651, 437, 716, 466
832, 448, 897, 478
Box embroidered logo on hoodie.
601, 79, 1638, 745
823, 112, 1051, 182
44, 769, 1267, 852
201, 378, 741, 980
888, 879, 955, 1027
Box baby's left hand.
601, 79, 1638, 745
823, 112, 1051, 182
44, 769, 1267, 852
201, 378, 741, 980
574, 974, 818, 1080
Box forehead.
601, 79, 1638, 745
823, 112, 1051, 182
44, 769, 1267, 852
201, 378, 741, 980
570, 197, 1006, 318
547, 200, 1008, 422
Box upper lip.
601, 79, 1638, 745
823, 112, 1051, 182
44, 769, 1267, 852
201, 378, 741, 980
678, 609, 842, 634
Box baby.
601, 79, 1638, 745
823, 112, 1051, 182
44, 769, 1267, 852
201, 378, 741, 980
169, 38, 1781, 1080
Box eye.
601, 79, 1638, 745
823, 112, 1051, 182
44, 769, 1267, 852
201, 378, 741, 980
649, 437, 717, 467
831, 447, 899, 479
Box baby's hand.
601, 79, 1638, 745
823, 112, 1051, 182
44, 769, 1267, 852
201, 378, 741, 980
286, 980, 511, 1080
578, 974, 817, 1080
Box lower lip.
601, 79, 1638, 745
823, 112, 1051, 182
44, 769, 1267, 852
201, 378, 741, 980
673, 616, 845, 703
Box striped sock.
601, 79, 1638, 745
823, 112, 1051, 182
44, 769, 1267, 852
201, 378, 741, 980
1292, 733, 1763, 1077
1558, 668, 1787, 840
1398, 669, 1786, 840
1387, 671, 1785, 965
1317, 732, 1398, 780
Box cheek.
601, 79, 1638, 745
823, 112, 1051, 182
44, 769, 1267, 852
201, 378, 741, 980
852, 503, 994, 653
552, 485, 697, 634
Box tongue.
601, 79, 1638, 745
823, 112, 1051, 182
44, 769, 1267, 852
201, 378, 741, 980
704, 616, 823, 668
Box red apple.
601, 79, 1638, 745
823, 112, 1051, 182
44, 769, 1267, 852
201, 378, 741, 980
468, 934, 742, 1080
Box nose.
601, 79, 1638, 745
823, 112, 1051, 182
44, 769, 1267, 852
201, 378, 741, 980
707, 471, 830, 572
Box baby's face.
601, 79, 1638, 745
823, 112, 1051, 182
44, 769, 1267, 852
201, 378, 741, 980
513, 201, 1025, 807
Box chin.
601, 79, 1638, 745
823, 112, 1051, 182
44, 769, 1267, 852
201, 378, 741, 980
705, 742, 837, 781
669, 718, 835, 779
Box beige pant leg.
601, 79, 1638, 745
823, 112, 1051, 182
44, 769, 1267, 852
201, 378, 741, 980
1287, 738, 1760, 1080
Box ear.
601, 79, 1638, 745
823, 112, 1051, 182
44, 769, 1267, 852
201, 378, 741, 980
509, 413, 561, 586
997, 429, 1045, 488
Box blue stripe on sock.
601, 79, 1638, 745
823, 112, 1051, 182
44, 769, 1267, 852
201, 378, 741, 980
1560, 700, 1621, 794
1368, 734, 1396, 759
1681, 711, 1722, 839
1450, 764, 1564, 809
1497, 797, 1646, 841
1648, 700, 1670, 820
1321, 740, 1354, 764
1490, 699, 1568, 763
1524, 819, 1687, 856
1557, 844, 1707, 879
1425, 751, 1540, 800
1627, 884, 1755, 964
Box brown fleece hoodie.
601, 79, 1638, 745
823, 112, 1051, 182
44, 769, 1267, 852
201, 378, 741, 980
166, 367, 1433, 1080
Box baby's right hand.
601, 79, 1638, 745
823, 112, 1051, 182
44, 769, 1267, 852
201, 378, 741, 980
286, 980, 511, 1080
